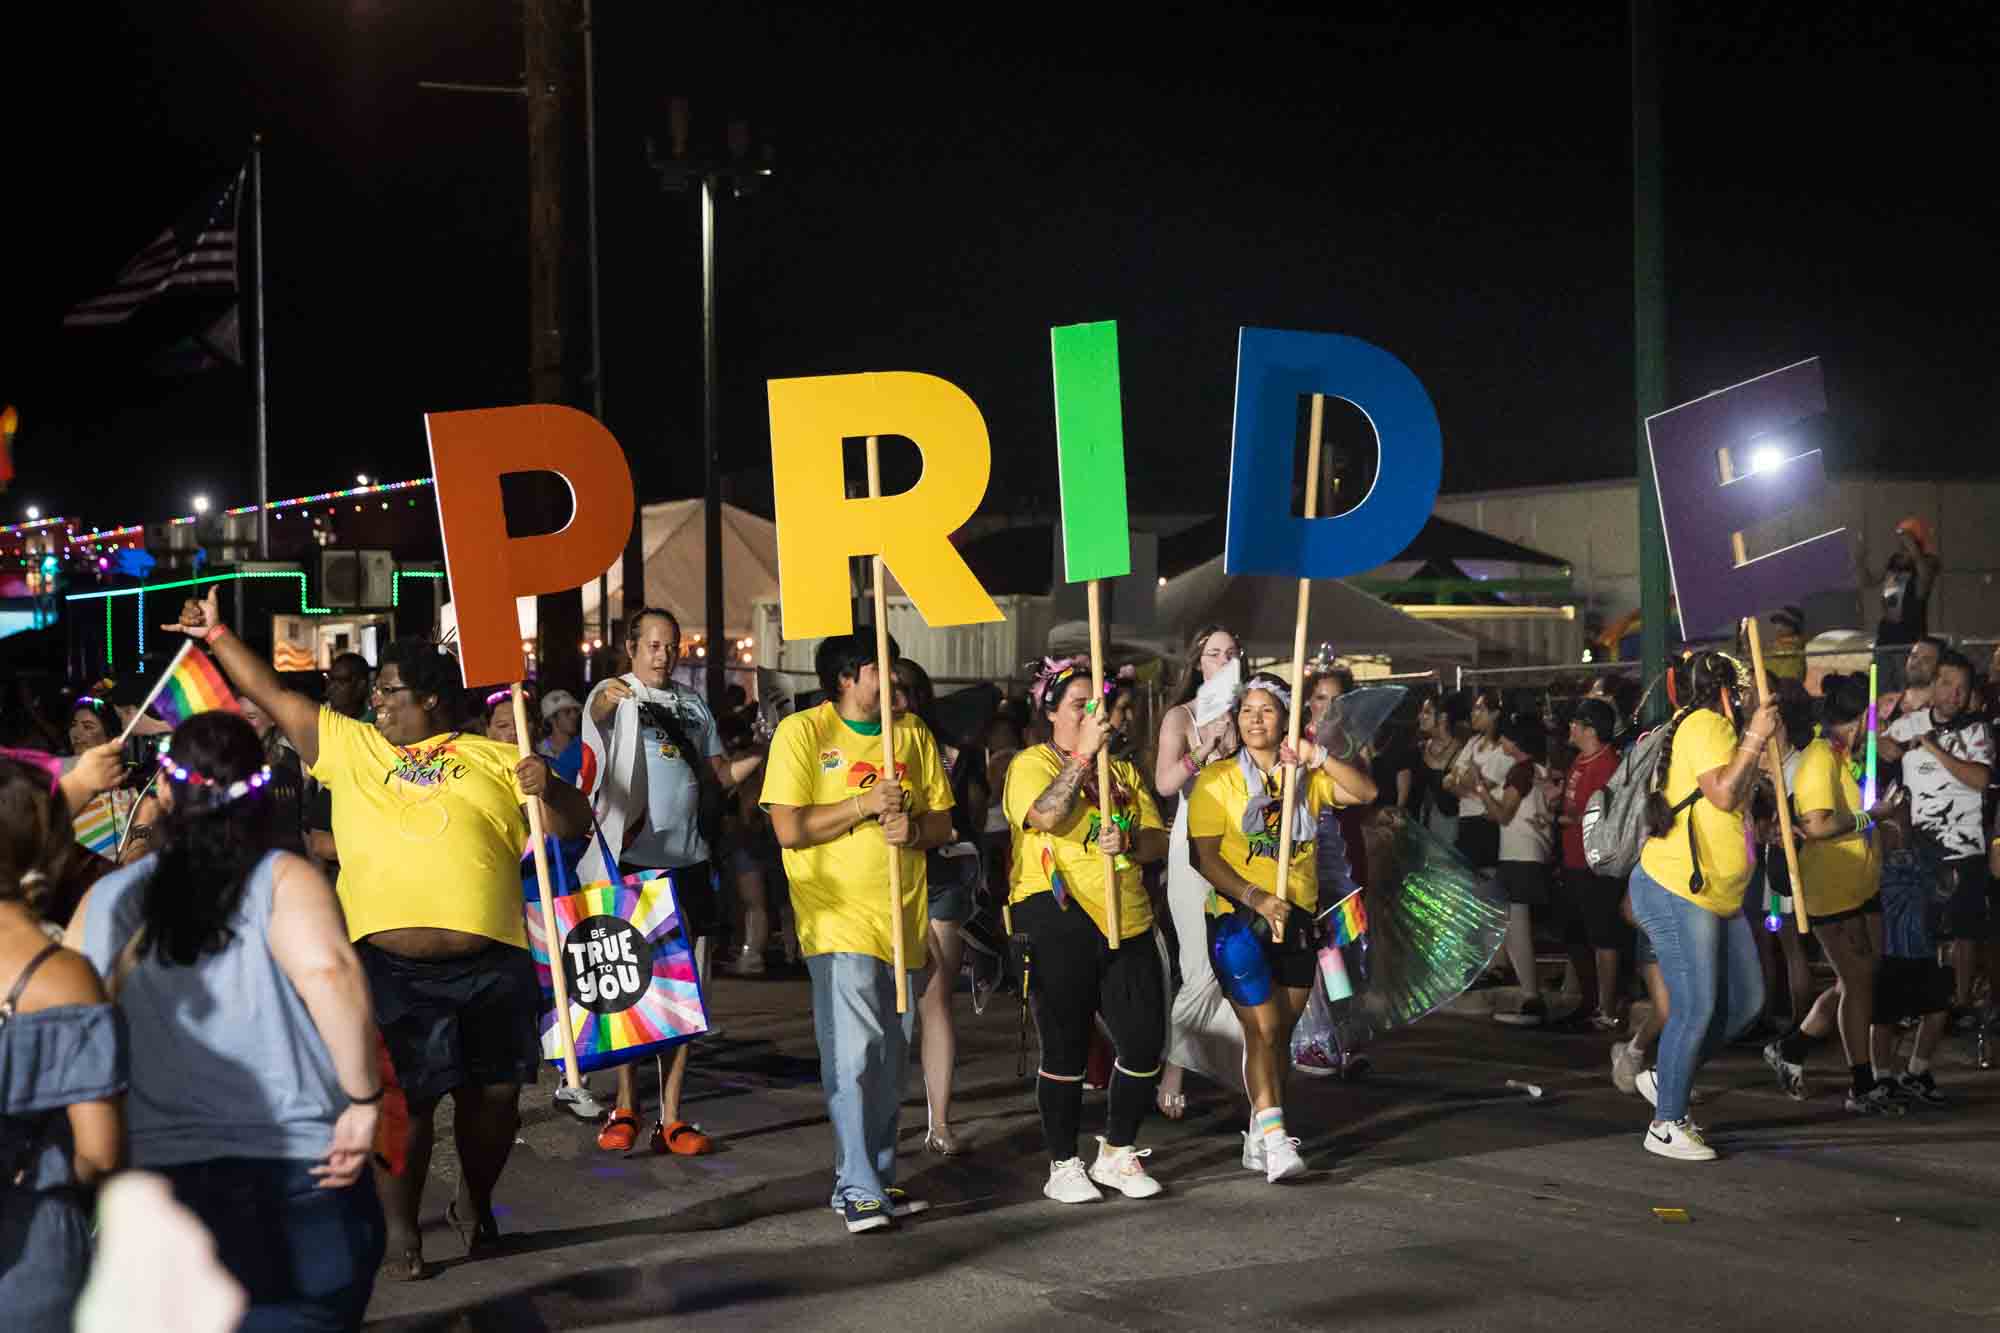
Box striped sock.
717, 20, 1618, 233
1253, 1107, 1286, 1141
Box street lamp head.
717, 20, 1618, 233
193, 494, 211, 515
1749, 445, 1785, 475
356, 473, 370, 486
24, 505, 40, 520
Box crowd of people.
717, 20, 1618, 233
2, 590, 1997, 1325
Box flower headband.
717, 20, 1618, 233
1243, 674, 1292, 712
157, 750, 274, 806
1029, 656, 1087, 714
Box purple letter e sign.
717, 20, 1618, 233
1645, 357, 1846, 640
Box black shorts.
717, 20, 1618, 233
1205, 905, 1320, 1002
1808, 894, 1882, 930
1874, 957, 1953, 1024
1456, 815, 1499, 871
1497, 860, 1551, 907
623, 860, 720, 940
1014, 893, 1165, 1077
358, 940, 542, 1106
1557, 866, 1630, 949
1932, 855, 1993, 942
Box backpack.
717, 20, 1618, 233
1580, 725, 1702, 888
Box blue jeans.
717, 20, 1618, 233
1628, 865, 1765, 1122
160, 1158, 384, 1332
806, 952, 918, 1208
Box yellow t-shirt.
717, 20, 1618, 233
758, 702, 952, 968
1792, 739, 1879, 918
308, 708, 531, 946
1638, 708, 1752, 916
1186, 758, 1341, 915
1003, 745, 1164, 942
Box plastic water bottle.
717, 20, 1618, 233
1210, 913, 1272, 1006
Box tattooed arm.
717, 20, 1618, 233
1022, 749, 1095, 833
1023, 708, 1114, 833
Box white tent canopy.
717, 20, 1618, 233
580, 499, 781, 642
1154, 554, 1478, 664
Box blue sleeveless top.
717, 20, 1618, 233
81, 850, 344, 1167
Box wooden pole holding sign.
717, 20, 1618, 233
515, 683, 586, 1093
1087, 579, 1120, 949
1269, 394, 1325, 945
1742, 621, 1811, 935
1712, 442, 1811, 933
866, 436, 911, 1014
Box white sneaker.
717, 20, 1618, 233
1263, 1132, 1307, 1182
1044, 1157, 1103, 1204
1240, 1131, 1265, 1173
1634, 1067, 1659, 1107
1088, 1137, 1163, 1199
1611, 1041, 1643, 1095
1643, 1118, 1716, 1161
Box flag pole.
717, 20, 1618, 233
1270, 395, 1325, 944
249, 133, 270, 561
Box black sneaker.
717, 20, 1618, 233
1843, 1082, 1907, 1117
1894, 1071, 1946, 1106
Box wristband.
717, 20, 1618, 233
345, 1085, 386, 1106
203, 624, 228, 646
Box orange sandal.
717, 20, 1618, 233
596, 1108, 640, 1153
651, 1119, 715, 1156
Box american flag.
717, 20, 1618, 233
63, 171, 242, 329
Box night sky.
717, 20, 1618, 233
8, 2, 1994, 534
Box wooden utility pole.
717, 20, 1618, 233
526, 0, 585, 689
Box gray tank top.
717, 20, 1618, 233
81, 850, 343, 1168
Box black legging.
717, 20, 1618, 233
1015, 892, 1166, 1162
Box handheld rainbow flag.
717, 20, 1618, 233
1322, 888, 1368, 946
128, 641, 239, 736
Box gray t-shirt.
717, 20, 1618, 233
621, 682, 724, 869
80, 849, 342, 1168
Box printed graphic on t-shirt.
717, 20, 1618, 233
1885, 710, 1993, 857
846, 757, 908, 791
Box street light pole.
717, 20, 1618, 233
647, 108, 773, 712
699, 174, 724, 709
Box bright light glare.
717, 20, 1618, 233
192, 495, 211, 514
1749, 445, 1785, 474
24, 505, 39, 520
356, 473, 370, 485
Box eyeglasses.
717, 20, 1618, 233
370, 683, 421, 701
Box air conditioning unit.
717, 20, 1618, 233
319, 549, 396, 608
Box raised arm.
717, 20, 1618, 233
164, 588, 322, 767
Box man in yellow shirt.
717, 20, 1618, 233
166, 588, 591, 1279
761, 632, 954, 1235
1003, 658, 1168, 1205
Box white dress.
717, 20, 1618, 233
1161, 706, 1247, 1090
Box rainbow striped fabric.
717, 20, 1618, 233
73, 790, 134, 858
1327, 889, 1368, 946
150, 644, 239, 728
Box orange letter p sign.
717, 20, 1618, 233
426, 405, 636, 687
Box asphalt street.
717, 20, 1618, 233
363, 971, 2000, 1332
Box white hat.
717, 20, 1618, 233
541, 689, 581, 720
